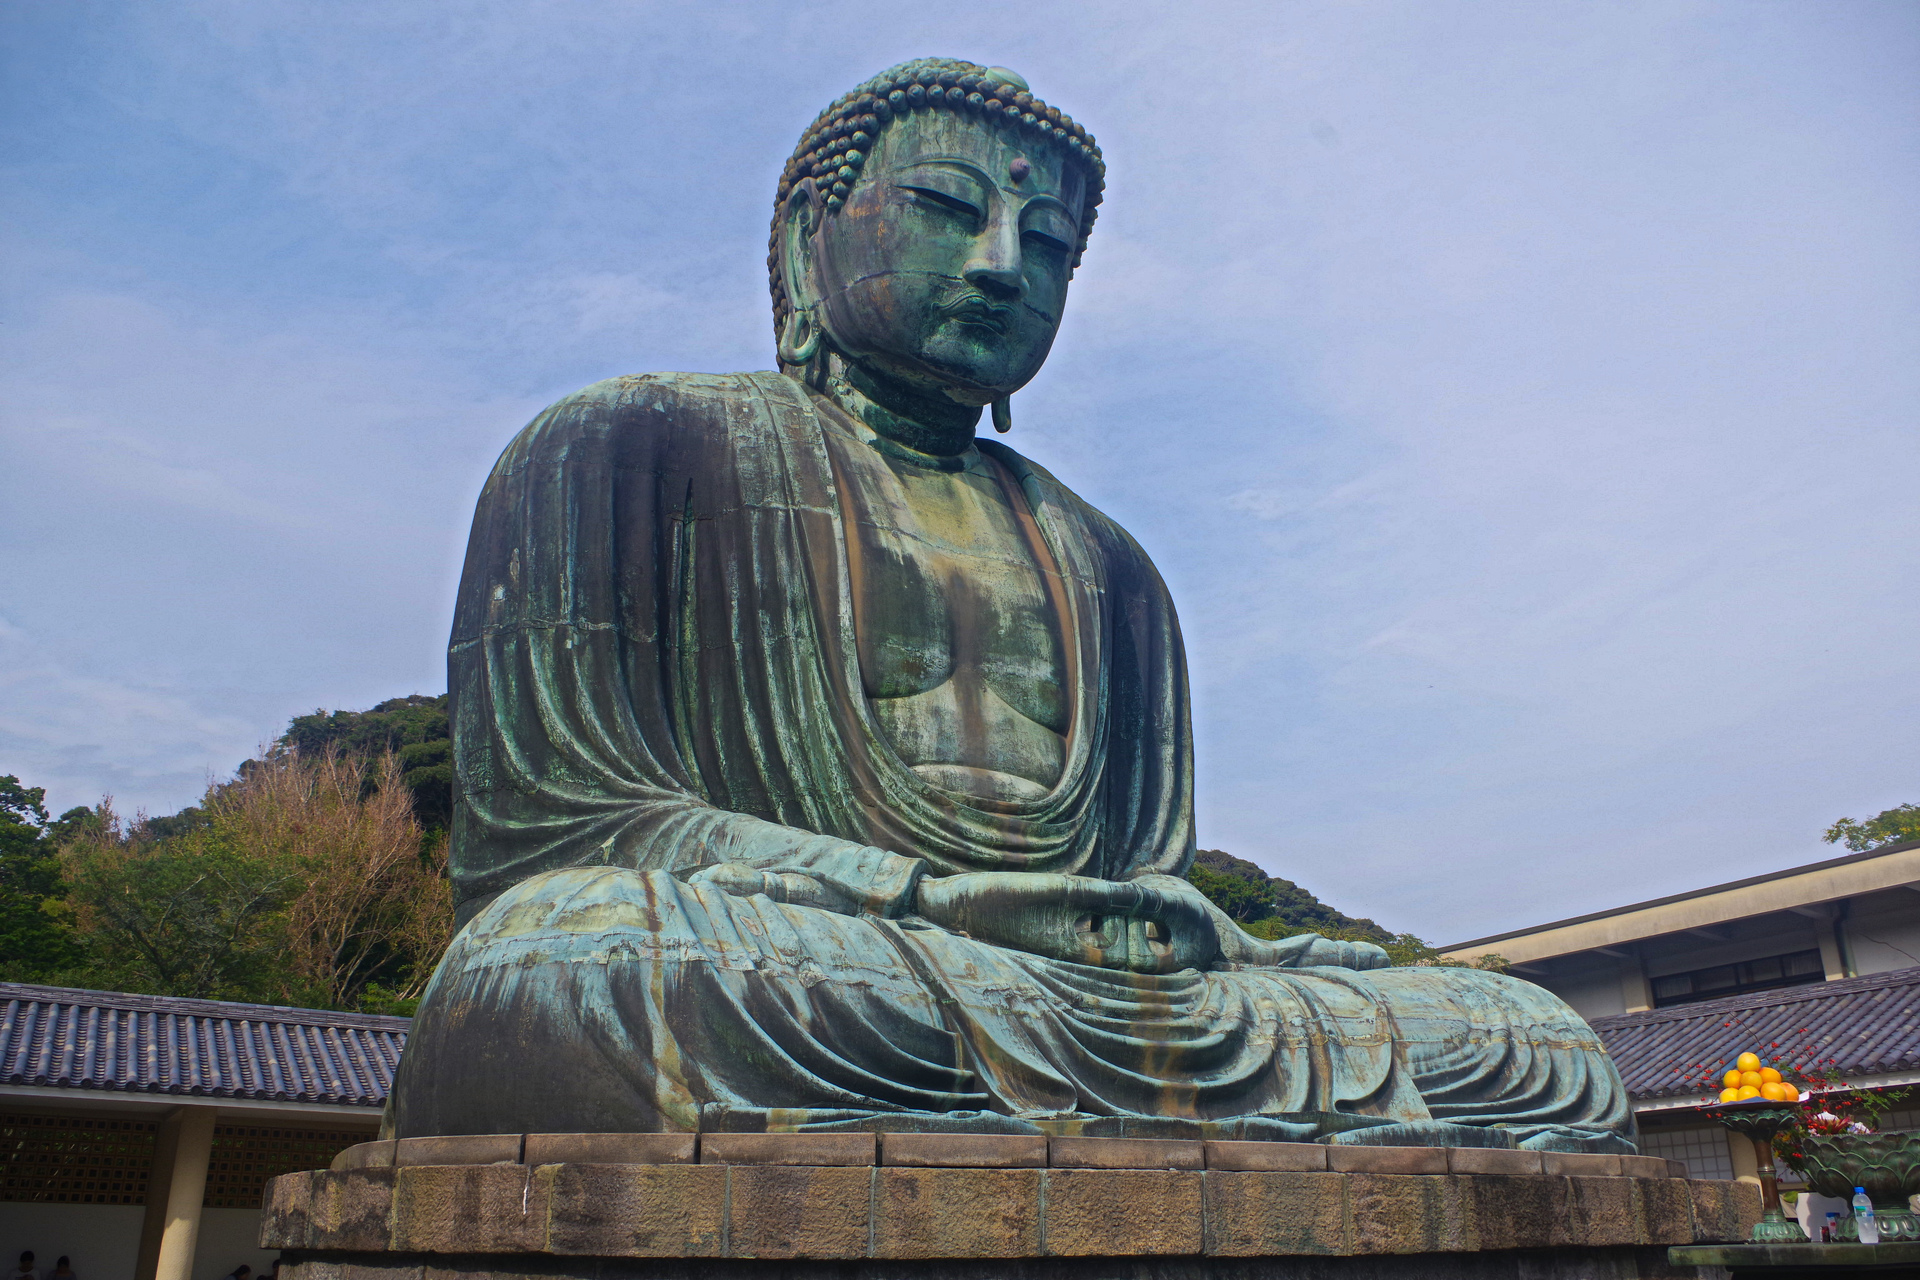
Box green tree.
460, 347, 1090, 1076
6, 693, 456, 1009
57, 801, 297, 1000
1184, 848, 1392, 940
279, 695, 452, 830
1825, 803, 1920, 854
50, 749, 454, 1010
1182, 847, 1506, 971
1186, 861, 1274, 922
212, 747, 451, 1009
0, 775, 89, 980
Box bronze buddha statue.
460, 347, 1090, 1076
388, 58, 1634, 1153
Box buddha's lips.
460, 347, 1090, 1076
943, 294, 1014, 333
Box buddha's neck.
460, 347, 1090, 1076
829, 358, 982, 458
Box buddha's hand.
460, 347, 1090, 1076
1243, 932, 1392, 970
685, 861, 859, 914
911, 872, 1220, 974
1128, 875, 1392, 972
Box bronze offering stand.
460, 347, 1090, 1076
1703, 1098, 1808, 1243
1796, 1127, 1920, 1243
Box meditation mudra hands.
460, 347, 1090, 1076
687, 862, 1390, 974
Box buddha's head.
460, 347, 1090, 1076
770, 59, 1105, 419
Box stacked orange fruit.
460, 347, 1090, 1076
1717, 1051, 1803, 1103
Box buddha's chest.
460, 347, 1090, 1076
829, 436, 1071, 799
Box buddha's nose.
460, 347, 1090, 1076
964, 223, 1023, 301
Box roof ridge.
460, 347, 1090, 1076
0, 980, 414, 1033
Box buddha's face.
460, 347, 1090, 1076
788, 110, 1086, 403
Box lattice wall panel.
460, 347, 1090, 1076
0, 1111, 156, 1204
203, 1123, 367, 1209
1638, 1123, 1736, 1182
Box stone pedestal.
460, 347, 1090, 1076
260, 1133, 1762, 1279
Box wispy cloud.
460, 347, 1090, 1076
0, 614, 255, 813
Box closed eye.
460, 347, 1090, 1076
898, 184, 983, 221
1023, 229, 1072, 255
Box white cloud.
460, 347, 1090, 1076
0, 273, 544, 815
0, 614, 254, 814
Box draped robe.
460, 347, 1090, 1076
388, 371, 1635, 1151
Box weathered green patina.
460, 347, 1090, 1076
387, 58, 1636, 1151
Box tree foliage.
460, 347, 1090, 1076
198, 747, 451, 1007
0, 776, 90, 980
57, 800, 298, 999
280, 695, 452, 831
1824, 803, 1920, 854
48, 749, 452, 1008
1186, 848, 1393, 940
2, 722, 454, 1010
1183, 847, 1506, 971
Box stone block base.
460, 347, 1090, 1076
279, 1247, 1709, 1279
263, 1139, 1759, 1277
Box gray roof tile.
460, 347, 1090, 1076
1590, 965, 1920, 1101
0, 981, 409, 1108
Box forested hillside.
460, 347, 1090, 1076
0, 696, 454, 1013
1186, 847, 1392, 939
1181, 847, 1496, 967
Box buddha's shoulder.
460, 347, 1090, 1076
503, 370, 809, 457
553, 370, 802, 415
980, 440, 1151, 565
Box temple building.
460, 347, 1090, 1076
1442, 837, 1920, 1181
0, 985, 397, 1280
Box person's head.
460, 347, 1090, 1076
231, 1267, 249, 1279
51, 1262, 67, 1275
17, 1254, 31, 1270
771, 58, 1104, 411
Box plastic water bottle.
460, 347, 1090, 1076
1853, 1187, 1879, 1244
1824, 1211, 1839, 1242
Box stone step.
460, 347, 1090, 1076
262, 1161, 1760, 1260
330, 1131, 1681, 1178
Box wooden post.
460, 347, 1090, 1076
135, 1105, 218, 1280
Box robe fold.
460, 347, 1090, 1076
443, 370, 1189, 916
389, 371, 1635, 1152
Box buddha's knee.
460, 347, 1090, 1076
1361, 963, 1582, 1018
459, 864, 692, 948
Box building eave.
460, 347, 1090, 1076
0, 1081, 383, 1124
1441, 838, 1920, 965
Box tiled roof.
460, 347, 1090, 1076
0, 981, 410, 1108
14, 969, 1917, 1115
1591, 966, 1920, 1101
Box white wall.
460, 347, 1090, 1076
1848, 906, 1920, 976
1537, 965, 1629, 1020
188, 1209, 276, 1280
0, 1205, 274, 1280
0, 1203, 142, 1280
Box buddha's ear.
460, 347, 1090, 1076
778, 181, 825, 316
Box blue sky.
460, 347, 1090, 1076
2, 1, 1914, 942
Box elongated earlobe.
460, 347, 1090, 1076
992, 395, 1012, 433
777, 305, 821, 368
